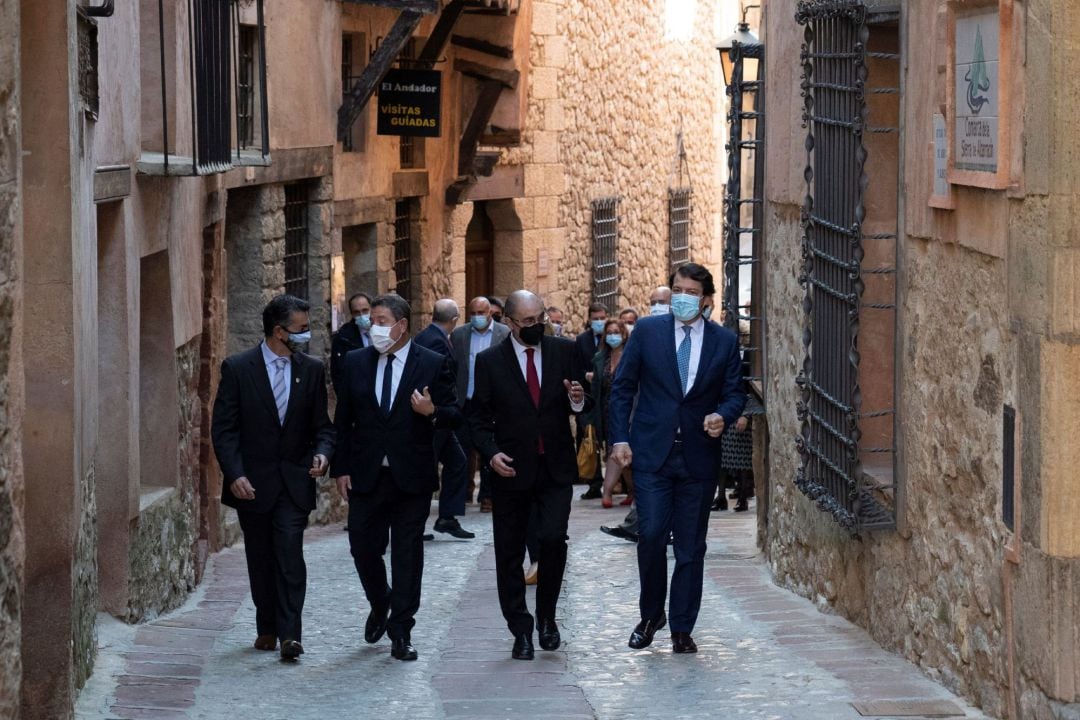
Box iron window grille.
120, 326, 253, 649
794, 0, 898, 534
341, 34, 369, 152
77, 9, 100, 120
668, 188, 692, 274
590, 198, 620, 309
393, 200, 415, 304
236, 24, 256, 150
283, 184, 310, 300
721, 36, 766, 390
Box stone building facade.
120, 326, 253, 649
755, 1, 1080, 718
3, 1, 733, 718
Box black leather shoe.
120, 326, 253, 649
391, 637, 418, 661
600, 525, 638, 542
365, 605, 390, 644
580, 487, 602, 500
711, 496, 728, 511
672, 632, 698, 654
538, 618, 561, 651
734, 499, 749, 512
628, 614, 666, 649
423, 533, 434, 541
280, 639, 304, 660
512, 633, 535, 660
434, 517, 476, 539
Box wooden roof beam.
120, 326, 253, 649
341, 0, 438, 13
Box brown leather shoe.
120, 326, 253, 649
280, 639, 304, 660
480, 498, 493, 513
254, 634, 277, 651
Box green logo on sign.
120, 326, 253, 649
964, 24, 991, 115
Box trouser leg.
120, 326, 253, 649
491, 484, 533, 636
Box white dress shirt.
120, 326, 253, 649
509, 334, 585, 412
374, 341, 411, 466
261, 341, 292, 409
467, 326, 494, 399
675, 316, 705, 394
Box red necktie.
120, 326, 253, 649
525, 348, 544, 453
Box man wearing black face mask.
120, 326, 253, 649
469, 290, 591, 660
211, 295, 335, 661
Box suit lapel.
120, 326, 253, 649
389, 345, 421, 418
247, 346, 282, 424
282, 353, 305, 427
685, 321, 718, 398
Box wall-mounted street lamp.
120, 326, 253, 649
716, 4, 761, 88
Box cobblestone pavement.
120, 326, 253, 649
76, 495, 990, 720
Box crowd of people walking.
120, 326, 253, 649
210, 262, 759, 665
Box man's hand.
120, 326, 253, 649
612, 443, 633, 468
309, 454, 329, 477
735, 416, 749, 433
564, 379, 584, 405
335, 475, 352, 499
704, 413, 725, 438
410, 386, 435, 416
230, 476, 256, 501
490, 452, 516, 477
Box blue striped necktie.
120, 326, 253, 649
272, 357, 288, 424
677, 326, 692, 394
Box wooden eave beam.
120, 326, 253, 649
453, 58, 519, 89
337, 10, 424, 142
417, 0, 466, 66
457, 78, 505, 176
450, 34, 514, 59
341, 0, 438, 13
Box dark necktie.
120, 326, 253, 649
525, 348, 544, 454
380, 353, 395, 415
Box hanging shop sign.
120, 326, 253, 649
377, 69, 442, 138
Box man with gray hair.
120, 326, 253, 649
414, 299, 474, 539
469, 290, 590, 660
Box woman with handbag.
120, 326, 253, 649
583, 318, 634, 508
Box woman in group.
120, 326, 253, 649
584, 318, 634, 508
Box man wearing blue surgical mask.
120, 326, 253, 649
331, 292, 374, 398
575, 302, 608, 499
609, 263, 745, 656
450, 296, 510, 512
212, 294, 335, 662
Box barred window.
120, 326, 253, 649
668, 188, 692, 274
590, 198, 620, 309
392, 200, 416, 304
283, 184, 310, 300
794, 0, 899, 534
236, 25, 257, 150
341, 33, 367, 152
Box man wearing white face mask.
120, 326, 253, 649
648, 286, 672, 316
211, 295, 335, 661
450, 297, 510, 512
331, 292, 374, 398
331, 294, 461, 662
609, 263, 745, 655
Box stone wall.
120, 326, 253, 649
541, 0, 725, 325
225, 184, 286, 356
0, 0, 22, 715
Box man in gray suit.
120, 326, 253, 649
450, 296, 510, 511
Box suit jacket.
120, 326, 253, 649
449, 321, 509, 407
574, 329, 602, 377
468, 335, 592, 491
413, 323, 456, 377
608, 314, 746, 480
211, 345, 335, 514
330, 321, 370, 397
330, 343, 462, 496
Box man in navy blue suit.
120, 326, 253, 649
609, 263, 745, 654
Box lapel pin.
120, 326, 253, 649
295, 378, 301, 383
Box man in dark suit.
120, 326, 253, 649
469, 290, 589, 660
609, 263, 745, 655
450, 297, 510, 511
211, 295, 335, 661
330, 292, 373, 397
331, 293, 461, 662
576, 301, 609, 499
413, 298, 474, 540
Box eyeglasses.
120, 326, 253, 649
508, 314, 547, 328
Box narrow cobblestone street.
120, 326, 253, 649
76, 497, 988, 720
